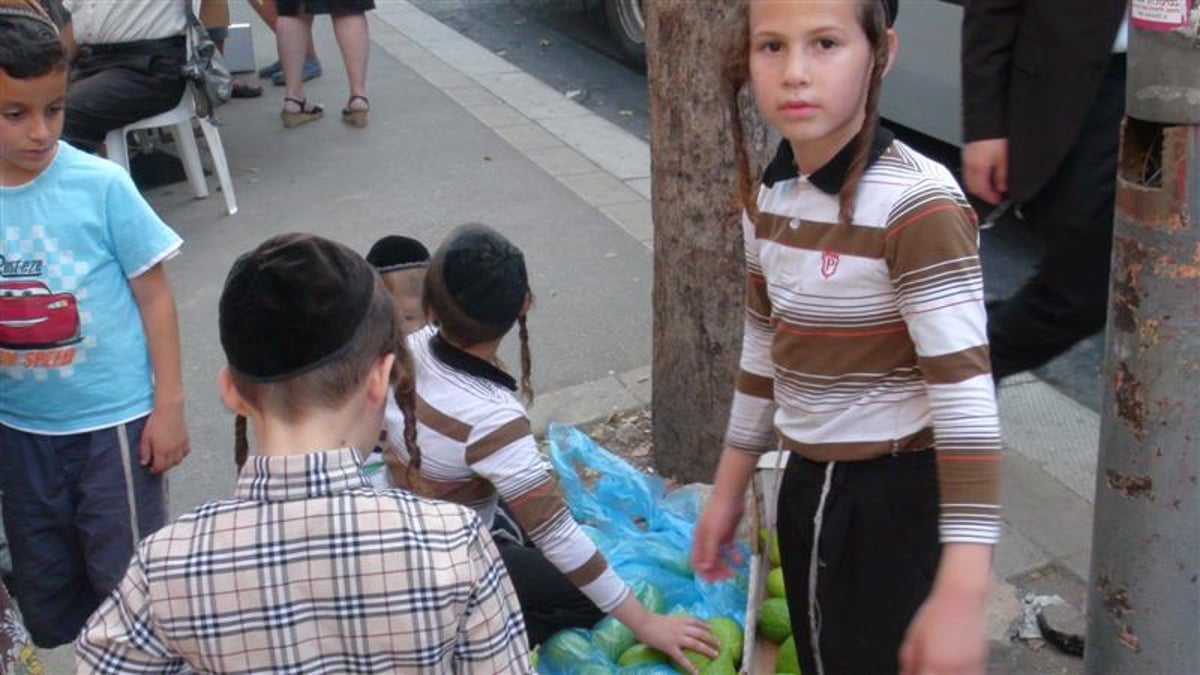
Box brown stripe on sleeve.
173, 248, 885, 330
755, 213, 886, 258
564, 551, 610, 588
416, 395, 471, 442
937, 452, 1001, 507
884, 194, 980, 277
508, 478, 570, 537
465, 417, 532, 464
919, 345, 991, 384
736, 370, 774, 399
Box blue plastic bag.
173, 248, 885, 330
546, 423, 748, 625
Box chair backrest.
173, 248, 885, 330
186, 0, 200, 53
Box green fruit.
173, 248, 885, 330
758, 598, 792, 644
768, 532, 782, 567
529, 646, 538, 670
540, 629, 598, 669
673, 649, 712, 673
591, 615, 636, 662
758, 527, 770, 551
708, 616, 743, 665
776, 635, 800, 673
767, 566, 787, 599
633, 581, 666, 614
704, 655, 737, 675
618, 643, 669, 667
666, 612, 713, 673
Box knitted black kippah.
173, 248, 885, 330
882, 0, 898, 26
219, 234, 376, 382
366, 235, 430, 273
438, 224, 528, 325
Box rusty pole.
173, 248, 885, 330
1085, 4, 1200, 672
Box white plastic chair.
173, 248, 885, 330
102, 2, 237, 216
104, 90, 237, 216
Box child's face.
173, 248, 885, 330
748, 0, 876, 171
382, 268, 427, 336
0, 66, 66, 187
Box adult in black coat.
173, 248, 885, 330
961, 0, 1128, 380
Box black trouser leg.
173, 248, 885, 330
777, 451, 941, 675
495, 538, 604, 647
63, 47, 187, 154
989, 56, 1126, 380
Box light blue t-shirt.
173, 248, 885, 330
0, 142, 183, 434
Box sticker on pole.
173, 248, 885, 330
1132, 0, 1192, 30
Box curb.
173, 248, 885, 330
368, 3, 654, 250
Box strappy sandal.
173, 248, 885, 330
280, 97, 323, 128
341, 95, 369, 128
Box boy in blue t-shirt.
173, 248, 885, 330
0, 1, 188, 648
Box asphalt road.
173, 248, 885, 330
409, 0, 1106, 412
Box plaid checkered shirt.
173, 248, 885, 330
75, 448, 531, 674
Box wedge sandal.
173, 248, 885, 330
280, 97, 323, 128
341, 95, 369, 128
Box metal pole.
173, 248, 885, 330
1085, 3, 1200, 672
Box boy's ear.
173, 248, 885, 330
367, 353, 398, 403
883, 29, 899, 77
218, 366, 247, 416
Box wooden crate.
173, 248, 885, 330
739, 451, 790, 675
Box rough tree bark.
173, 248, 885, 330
647, 1, 772, 482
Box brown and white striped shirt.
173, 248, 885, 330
385, 327, 630, 612
726, 132, 1002, 545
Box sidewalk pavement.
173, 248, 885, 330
43, 2, 1098, 671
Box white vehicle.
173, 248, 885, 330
879, 0, 964, 146
603, 0, 965, 147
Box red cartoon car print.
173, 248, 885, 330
0, 280, 81, 349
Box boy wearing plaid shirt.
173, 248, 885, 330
75, 235, 531, 674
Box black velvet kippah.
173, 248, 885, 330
439, 224, 528, 325
219, 234, 376, 382
883, 0, 898, 26
366, 235, 430, 273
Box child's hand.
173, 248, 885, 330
691, 495, 744, 581
629, 612, 718, 675
140, 401, 189, 474
898, 586, 988, 675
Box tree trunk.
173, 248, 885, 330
646, 1, 770, 482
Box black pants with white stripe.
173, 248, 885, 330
777, 450, 941, 675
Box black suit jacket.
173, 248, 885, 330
962, 0, 1126, 202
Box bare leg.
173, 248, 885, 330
277, 14, 312, 109
248, 0, 317, 60
332, 12, 369, 108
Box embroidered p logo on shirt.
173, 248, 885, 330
820, 250, 840, 279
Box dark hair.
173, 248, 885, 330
232, 277, 420, 477
723, 0, 892, 226
0, 15, 65, 79
423, 226, 534, 405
